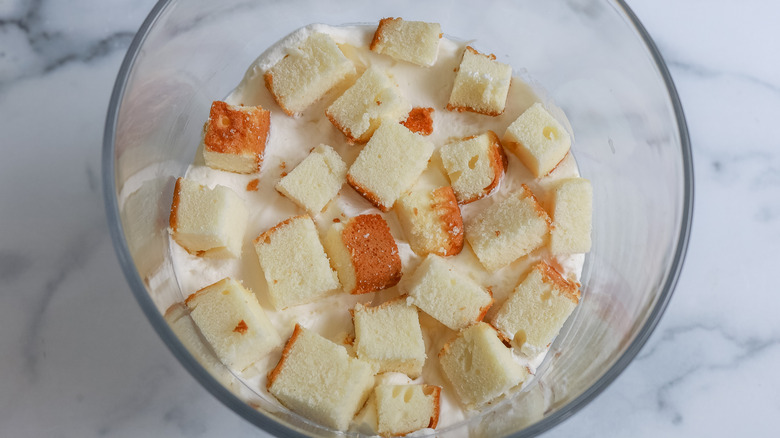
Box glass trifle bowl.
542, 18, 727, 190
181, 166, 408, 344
103, 0, 693, 436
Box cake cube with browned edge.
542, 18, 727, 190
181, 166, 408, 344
183, 278, 281, 372
202, 101, 270, 174
440, 131, 507, 204
492, 262, 580, 355
396, 187, 464, 257
352, 298, 426, 378
370, 17, 443, 67
169, 177, 248, 258
275, 144, 347, 214
323, 214, 402, 295
447, 46, 512, 116
253, 215, 340, 309
264, 32, 356, 116
405, 254, 493, 331
373, 384, 441, 436
550, 178, 593, 255
439, 322, 527, 408
267, 324, 376, 431
465, 184, 551, 271
503, 102, 571, 177
326, 66, 412, 143
347, 121, 435, 211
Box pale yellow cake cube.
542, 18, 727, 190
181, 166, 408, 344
405, 254, 493, 330
275, 144, 347, 214
447, 46, 512, 116
253, 215, 340, 309
353, 299, 426, 378
550, 178, 593, 254
264, 32, 356, 116
370, 17, 443, 67
440, 131, 507, 204
267, 325, 376, 431
323, 214, 402, 295
465, 184, 551, 271
503, 102, 571, 177
395, 186, 464, 257
202, 101, 270, 174
183, 278, 281, 372
492, 262, 580, 355
439, 322, 527, 407
169, 177, 248, 258
374, 384, 441, 436
326, 66, 412, 143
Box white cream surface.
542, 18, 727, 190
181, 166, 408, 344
167, 24, 583, 434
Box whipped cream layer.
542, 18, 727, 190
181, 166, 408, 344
168, 23, 583, 433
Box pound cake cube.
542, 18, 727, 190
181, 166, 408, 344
264, 32, 355, 116
169, 177, 248, 258
275, 144, 347, 214
203, 101, 270, 174
184, 278, 281, 372
550, 178, 593, 254
439, 322, 527, 407
406, 254, 493, 331
254, 215, 340, 309
326, 66, 412, 143
447, 46, 512, 116
267, 324, 376, 431
440, 131, 507, 204
492, 262, 580, 354
396, 187, 464, 257
324, 214, 402, 295
465, 184, 551, 271
503, 102, 571, 177
370, 18, 443, 67
374, 384, 441, 436
347, 122, 435, 211
353, 299, 426, 378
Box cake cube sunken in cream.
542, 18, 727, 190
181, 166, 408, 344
275, 144, 347, 214
406, 254, 493, 331
492, 262, 580, 354
203, 101, 271, 174
503, 102, 571, 177
324, 214, 402, 295
353, 298, 426, 378
264, 32, 355, 116
550, 178, 593, 255
169, 177, 248, 258
370, 17, 443, 67
326, 66, 412, 143
267, 324, 376, 431
465, 184, 551, 271
373, 384, 441, 436
347, 121, 435, 211
396, 186, 464, 257
440, 130, 507, 204
439, 322, 527, 407
447, 46, 512, 116
184, 278, 281, 372
253, 215, 340, 309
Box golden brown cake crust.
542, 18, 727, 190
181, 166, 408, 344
536, 261, 580, 304
347, 174, 390, 211
204, 101, 270, 172
169, 177, 183, 231
430, 187, 465, 256
370, 17, 400, 52
266, 323, 304, 389
402, 107, 434, 136
342, 214, 402, 294
426, 385, 442, 429
475, 287, 494, 323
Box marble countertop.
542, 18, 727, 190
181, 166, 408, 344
1, 0, 778, 436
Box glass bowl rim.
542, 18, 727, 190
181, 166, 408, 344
101, 1, 694, 436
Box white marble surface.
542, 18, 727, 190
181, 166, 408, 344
0, 0, 778, 437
